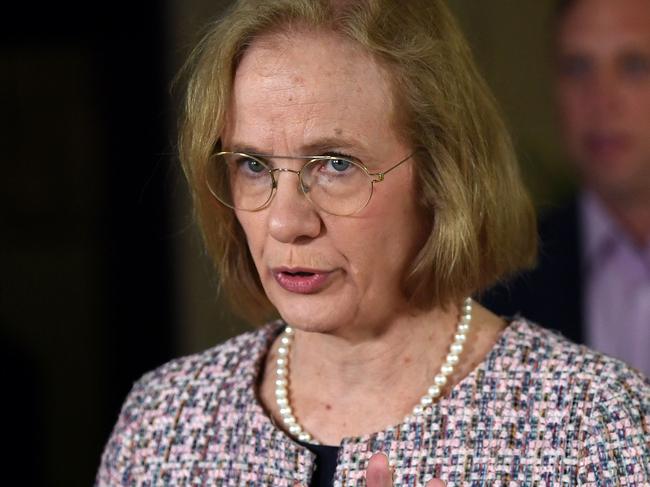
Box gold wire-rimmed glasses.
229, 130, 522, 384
205, 151, 415, 216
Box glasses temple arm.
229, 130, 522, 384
369, 152, 416, 182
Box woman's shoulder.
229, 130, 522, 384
498, 319, 650, 482
96, 321, 284, 484
112, 321, 284, 434
131, 320, 283, 398
500, 318, 650, 404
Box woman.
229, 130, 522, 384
97, 0, 650, 485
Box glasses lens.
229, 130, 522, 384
302, 158, 372, 215
206, 153, 274, 210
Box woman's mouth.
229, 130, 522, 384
272, 268, 333, 294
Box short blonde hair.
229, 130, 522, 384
178, 0, 537, 322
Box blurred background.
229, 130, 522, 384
1, 1, 573, 485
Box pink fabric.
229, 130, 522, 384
581, 191, 650, 375
96, 319, 650, 485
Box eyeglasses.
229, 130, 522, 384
205, 151, 414, 216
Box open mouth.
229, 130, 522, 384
272, 268, 332, 294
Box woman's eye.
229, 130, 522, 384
327, 158, 351, 172
238, 157, 266, 173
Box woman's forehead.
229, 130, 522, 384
223, 29, 397, 153
234, 29, 391, 102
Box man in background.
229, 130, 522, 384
483, 0, 650, 375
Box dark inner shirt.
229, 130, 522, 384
298, 441, 340, 487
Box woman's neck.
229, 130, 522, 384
292, 305, 457, 393
259, 302, 506, 445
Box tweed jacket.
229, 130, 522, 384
97, 319, 650, 486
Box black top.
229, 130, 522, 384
298, 441, 340, 487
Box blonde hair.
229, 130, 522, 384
178, 0, 537, 322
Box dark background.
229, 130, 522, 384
2, 2, 175, 484
1, 1, 567, 485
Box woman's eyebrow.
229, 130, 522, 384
226, 143, 265, 154
227, 137, 365, 156
301, 136, 364, 155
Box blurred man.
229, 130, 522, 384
483, 0, 650, 375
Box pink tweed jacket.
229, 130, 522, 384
96, 319, 650, 486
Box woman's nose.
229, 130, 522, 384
267, 171, 322, 244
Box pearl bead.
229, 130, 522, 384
446, 353, 459, 365
458, 323, 470, 334
285, 326, 294, 334
277, 346, 288, 356
450, 343, 463, 355
441, 363, 454, 376
275, 388, 287, 398
279, 407, 291, 416
434, 374, 447, 387
289, 425, 301, 435
275, 378, 287, 387
298, 432, 311, 442
276, 368, 287, 377
420, 395, 433, 406
277, 397, 288, 407
454, 333, 466, 343
283, 415, 296, 426
413, 405, 423, 415
428, 385, 441, 397
280, 336, 290, 346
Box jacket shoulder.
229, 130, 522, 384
508, 319, 649, 403
136, 323, 280, 392
95, 322, 283, 485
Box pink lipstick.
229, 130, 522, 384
272, 268, 332, 294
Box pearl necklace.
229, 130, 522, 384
274, 297, 473, 444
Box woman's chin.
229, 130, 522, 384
278, 310, 347, 335
273, 295, 354, 335
262, 278, 352, 332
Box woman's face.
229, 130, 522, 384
222, 30, 427, 335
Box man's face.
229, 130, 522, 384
555, 0, 650, 202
